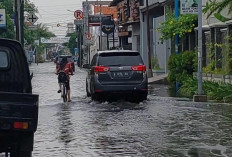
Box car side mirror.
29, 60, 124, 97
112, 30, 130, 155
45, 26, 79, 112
82, 64, 91, 69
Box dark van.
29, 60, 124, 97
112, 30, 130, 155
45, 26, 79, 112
0, 39, 39, 157
83, 50, 148, 102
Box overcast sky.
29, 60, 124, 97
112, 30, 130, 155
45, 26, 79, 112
30, 0, 112, 37
30, 0, 84, 36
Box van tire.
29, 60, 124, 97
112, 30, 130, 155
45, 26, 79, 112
137, 92, 147, 102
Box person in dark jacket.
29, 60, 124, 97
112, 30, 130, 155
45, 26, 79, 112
56, 57, 73, 102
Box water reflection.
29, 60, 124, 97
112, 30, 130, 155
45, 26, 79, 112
148, 84, 170, 97
57, 103, 74, 147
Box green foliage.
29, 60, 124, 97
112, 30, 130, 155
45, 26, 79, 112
0, 1, 15, 39
151, 56, 159, 70
213, 13, 231, 22
24, 0, 38, 13
24, 24, 55, 46
203, 60, 215, 73
66, 33, 77, 55
203, 0, 232, 21
0, 0, 14, 15
204, 37, 232, 75
179, 77, 232, 102
178, 77, 197, 97
167, 50, 197, 85
225, 36, 232, 74
0, 13, 14, 39
157, 14, 197, 41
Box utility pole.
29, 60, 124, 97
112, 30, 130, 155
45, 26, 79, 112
15, 0, 19, 41
100, 1, 102, 51
15, 0, 24, 46
20, 0, 24, 47
79, 26, 82, 67
174, 0, 179, 55
146, 0, 153, 77
193, 0, 207, 102
197, 0, 203, 95
76, 25, 82, 67
174, 0, 179, 91
84, 0, 91, 64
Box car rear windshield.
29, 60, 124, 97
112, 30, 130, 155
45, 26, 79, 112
98, 52, 143, 66
0, 50, 9, 68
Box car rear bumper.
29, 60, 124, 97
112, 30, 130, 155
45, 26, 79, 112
93, 78, 148, 93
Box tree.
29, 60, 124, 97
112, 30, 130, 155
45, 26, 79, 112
24, 0, 38, 13
0, 1, 15, 39
203, 0, 232, 22
66, 33, 77, 55
24, 24, 55, 46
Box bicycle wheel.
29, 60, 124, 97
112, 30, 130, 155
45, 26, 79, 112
62, 84, 67, 102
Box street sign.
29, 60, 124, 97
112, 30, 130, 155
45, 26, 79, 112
180, 0, 198, 14
27, 13, 38, 24
74, 10, 83, 20
74, 19, 83, 25
0, 9, 6, 28
85, 32, 92, 40
88, 15, 112, 26
102, 19, 115, 34
28, 25, 38, 30
41, 37, 70, 44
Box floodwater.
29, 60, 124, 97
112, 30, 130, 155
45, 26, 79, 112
27, 62, 232, 157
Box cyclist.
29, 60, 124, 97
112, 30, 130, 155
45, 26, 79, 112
56, 57, 73, 102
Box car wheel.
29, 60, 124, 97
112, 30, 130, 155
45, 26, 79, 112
91, 92, 99, 101
137, 92, 147, 102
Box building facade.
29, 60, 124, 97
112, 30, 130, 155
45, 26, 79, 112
110, 0, 141, 51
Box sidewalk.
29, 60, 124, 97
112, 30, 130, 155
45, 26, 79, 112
148, 72, 168, 84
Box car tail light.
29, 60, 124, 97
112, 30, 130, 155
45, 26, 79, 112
131, 65, 146, 71
14, 122, 28, 130
95, 89, 103, 92
94, 66, 110, 73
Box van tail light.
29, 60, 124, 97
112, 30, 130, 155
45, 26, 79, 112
131, 65, 146, 72
94, 66, 110, 73
14, 122, 28, 130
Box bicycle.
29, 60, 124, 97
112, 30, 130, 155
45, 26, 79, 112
58, 71, 68, 102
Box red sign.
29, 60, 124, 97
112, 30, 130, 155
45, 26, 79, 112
85, 32, 92, 40
74, 10, 83, 20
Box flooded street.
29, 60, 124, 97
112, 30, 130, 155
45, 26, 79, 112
30, 62, 232, 157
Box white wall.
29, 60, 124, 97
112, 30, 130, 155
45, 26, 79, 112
132, 23, 140, 51
202, 0, 231, 26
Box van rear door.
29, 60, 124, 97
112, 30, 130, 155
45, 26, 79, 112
97, 52, 145, 85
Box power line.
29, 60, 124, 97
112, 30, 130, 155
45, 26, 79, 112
37, 3, 82, 7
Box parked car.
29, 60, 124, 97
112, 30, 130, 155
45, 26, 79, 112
56, 55, 75, 72
0, 39, 39, 157
83, 50, 148, 102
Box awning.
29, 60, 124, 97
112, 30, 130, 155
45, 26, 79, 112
109, 0, 124, 6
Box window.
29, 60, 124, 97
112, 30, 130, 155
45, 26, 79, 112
98, 52, 143, 66
0, 50, 9, 68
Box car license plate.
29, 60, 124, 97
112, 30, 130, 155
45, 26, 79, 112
112, 72, 129, 78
